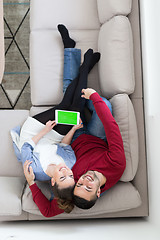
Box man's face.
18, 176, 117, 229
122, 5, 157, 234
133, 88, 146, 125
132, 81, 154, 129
52, 163, 75, 189
74, 171, 101, 201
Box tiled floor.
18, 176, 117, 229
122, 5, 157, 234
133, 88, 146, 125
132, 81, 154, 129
0, 0, 31, 109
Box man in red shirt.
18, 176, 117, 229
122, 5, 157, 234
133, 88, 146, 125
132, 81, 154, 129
71, 88, 126, 209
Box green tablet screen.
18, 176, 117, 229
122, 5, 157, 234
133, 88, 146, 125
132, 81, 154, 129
56, 110, 79, 125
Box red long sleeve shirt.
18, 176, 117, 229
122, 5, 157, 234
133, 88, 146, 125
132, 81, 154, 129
30, 183, 64, 217
71, 92, 126, 192
29, 92, 126, 217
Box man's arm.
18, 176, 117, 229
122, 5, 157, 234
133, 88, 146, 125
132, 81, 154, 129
23, 160, 64, 217
81, 88, 125, 155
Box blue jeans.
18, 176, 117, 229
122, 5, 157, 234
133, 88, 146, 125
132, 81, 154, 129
86, 97, 112, 140
71, 98, 112, 143
63, 48, 81, 93
63, 48, 112, 142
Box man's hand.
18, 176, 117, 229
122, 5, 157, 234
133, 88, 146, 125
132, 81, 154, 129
81, 88, 96, 99
23, 160, 35, 186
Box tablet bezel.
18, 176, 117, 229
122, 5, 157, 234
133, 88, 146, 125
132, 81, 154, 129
55, 110, 80, 125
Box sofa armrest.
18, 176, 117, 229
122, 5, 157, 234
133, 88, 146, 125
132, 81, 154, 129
0, 177, 26, 216
0, 110, 29, 177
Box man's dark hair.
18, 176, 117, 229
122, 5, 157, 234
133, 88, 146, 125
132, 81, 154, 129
73, 194, 98, 209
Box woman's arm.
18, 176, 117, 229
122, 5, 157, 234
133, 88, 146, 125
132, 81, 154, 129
61, 119, 83, 145
32, 120, 56, 145
23, 160, 63, 217
23, 160, 35, 186
21, 120, 56, 164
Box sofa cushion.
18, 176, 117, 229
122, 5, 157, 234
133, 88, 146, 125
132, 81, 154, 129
110, 94, 139, 181
29, 106, 53, 117
97, 0, 132, 24
22, 181, 141, 217
0, 177, 26, 216
98, 16, 135, 98
30, 31, 63, 106
30, 0, 100, 31
30, 30, 100, 106
0, 110, 29, 177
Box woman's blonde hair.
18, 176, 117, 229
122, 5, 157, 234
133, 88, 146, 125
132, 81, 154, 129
57, 198, 74, 213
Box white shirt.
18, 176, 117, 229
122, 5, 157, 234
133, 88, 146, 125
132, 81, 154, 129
19, 116, 65, 172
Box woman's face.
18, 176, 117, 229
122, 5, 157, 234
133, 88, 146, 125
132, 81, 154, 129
53, 163, 75, 189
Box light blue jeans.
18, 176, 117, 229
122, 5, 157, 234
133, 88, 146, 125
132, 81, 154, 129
63, 48, 112, 142
63, 48, 81, 93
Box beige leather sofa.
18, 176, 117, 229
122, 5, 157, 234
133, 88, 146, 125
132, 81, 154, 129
0, 0, 149, 221
0, 0, 4, 84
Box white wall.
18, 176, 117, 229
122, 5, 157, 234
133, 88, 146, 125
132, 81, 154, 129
140, 0, 160, 230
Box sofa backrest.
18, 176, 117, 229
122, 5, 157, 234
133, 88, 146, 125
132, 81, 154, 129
97, 0, 132, 23
30, 0, 135, 105
30, 0, 100, 31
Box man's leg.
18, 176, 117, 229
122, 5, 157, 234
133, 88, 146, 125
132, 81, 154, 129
57, 24, 81, 93
63, 48, 81, 93
32, 25, 80, 128
86, 97, 112, 141
58, 24, 75, 48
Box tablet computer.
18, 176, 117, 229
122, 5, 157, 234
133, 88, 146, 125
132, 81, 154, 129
55, 110, 80, 125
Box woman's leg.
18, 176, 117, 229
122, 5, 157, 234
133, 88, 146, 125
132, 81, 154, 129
33, 49, 94, 134
32, 76, 79, 135
33, 49, 100, 135
32, 75, 80, 125
70, 49, 94, 112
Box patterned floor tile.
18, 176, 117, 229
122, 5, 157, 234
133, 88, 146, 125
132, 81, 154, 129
14, 78, 32, 109
5, 41, 29, 73
0, 85, 12, 108
1, 0, 31, 109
